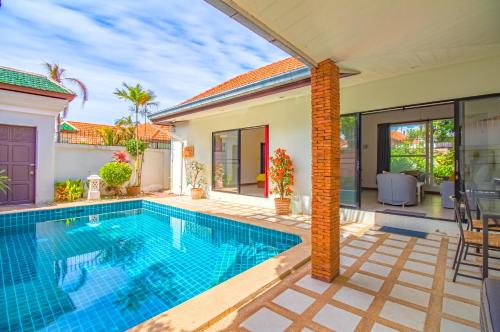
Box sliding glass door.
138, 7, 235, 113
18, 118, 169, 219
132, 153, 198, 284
459, 96, 500, 200
340, 114, 360, 207
213, 130, 239, 193
212, 126, 268, 197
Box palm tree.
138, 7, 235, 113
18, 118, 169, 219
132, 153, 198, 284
114, 83, 156, 188
140, 98, 159, 138
44, 63, 88, 141
44, 63, 88, 118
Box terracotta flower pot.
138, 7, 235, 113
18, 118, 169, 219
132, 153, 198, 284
274, 198, 290, 215
126, 186, 141, 196
191, 188, 204, 200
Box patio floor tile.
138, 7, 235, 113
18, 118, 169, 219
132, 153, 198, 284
241, 307, 292, 331
342, 245, 366, 257
390, 284, 430, 307
377, 245, 403, 256
440, 319, 480, 332
272, 289, 315, 314
444, 281, 480, 302
383, 239, 407, 248
379, 301, 426, 331
348, 272, 385, 292
341, 255, 357, 267
295, 275, 330, 294
371, 323, 399, 331
404, 260, 436, 275
332, 286, 374, 310
442, 298, 480, 323
350, 239, 374, 249
360, 261, 392, 277
369, 252, 398, 265
313, 304, 361, 332
398, 271, 434, 289
409, 251, 438, 264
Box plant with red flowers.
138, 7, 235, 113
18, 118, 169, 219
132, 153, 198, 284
113, 151, 129, 164
269, 148, 294, 199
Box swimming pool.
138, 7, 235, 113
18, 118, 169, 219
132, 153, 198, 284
0, 200, 301, 331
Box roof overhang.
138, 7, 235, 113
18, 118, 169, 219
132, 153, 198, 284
205, 0, 500, 87
0, 82, 75, 101
151, 66, 354, 122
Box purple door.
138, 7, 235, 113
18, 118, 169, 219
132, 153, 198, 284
0, 125, 36, 205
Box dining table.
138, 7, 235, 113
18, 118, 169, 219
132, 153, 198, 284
477, 197, 500, 278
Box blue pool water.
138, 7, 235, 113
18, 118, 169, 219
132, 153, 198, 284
0, 201, 300, 331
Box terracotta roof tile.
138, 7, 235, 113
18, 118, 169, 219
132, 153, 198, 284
182, 57, 306, 104
63, 120, 171, 141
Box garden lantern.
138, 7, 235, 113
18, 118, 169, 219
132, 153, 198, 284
87, 175, 102, 200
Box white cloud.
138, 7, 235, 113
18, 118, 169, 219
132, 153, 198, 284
0, 0, 287, 124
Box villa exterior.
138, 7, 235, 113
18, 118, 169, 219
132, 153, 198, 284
152, 0, 500, 282
0, 66, 74, 205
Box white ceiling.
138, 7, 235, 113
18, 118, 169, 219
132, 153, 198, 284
215, 0, 500, 86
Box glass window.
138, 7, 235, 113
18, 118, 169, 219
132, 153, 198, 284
390, 123, 427, 174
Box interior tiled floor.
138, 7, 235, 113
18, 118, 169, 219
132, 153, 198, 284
209, 222, 499, 332
361, 190, 454, 220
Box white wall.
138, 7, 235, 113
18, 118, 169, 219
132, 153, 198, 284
0, 90, 69, 204
54, 144, 170, 192
361, 104, 454, 188
174, 95, 311, 212
167, 56, 500, 213
341, 56, 500, 114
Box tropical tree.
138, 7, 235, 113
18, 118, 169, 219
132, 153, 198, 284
114, 83, 156, 188
44, 63, 88, 119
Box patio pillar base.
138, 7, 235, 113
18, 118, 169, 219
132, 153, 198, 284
310, 59, 340, 282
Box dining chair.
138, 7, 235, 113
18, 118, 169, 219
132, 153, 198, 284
462, 191, 500, 232
452, 195, 500, 282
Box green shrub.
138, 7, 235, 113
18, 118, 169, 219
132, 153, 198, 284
55, 179, 84, 202
99, 162, 132, 194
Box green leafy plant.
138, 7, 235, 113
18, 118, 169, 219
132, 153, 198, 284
99, 162, 132, 195
125, 139, 147, 187
0, 170, 10, 194
114, 83, 157, 188
186, 161, 206, 189
55, 179, 84, 202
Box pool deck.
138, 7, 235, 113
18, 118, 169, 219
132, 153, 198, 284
1, 195, 497, 331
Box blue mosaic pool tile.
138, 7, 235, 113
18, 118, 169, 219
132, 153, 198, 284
0, 200, 301, 331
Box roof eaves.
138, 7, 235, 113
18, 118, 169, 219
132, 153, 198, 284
150, 66, 310, 120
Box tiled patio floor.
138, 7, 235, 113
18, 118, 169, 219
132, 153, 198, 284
207, 221, 496, 332
157, 196, 312, 230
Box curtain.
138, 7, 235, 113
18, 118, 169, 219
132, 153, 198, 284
377, 123, 391, 174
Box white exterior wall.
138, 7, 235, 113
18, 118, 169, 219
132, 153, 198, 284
167, 56, 500, 213
0, 90, 68, 204
174, 95, 311, 212
54, 144, 170, 192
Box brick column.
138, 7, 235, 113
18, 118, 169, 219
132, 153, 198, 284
311, 59, 340, 282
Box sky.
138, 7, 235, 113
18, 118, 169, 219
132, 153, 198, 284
0, 0, 287, 124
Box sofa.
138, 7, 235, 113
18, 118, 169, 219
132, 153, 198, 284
376, 173, 418, 206
481, 278, 500, 332
440, 181, 455, 209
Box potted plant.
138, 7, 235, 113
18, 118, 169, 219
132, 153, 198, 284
125, 139, 146, 196
214, 163, 224, 189
269, 148, 294, 215
186, 161, 206, 199
99, 161, 132, 196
